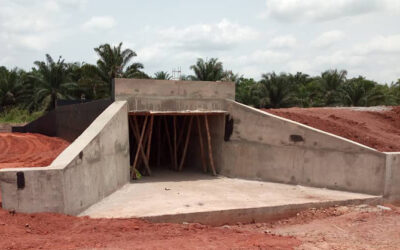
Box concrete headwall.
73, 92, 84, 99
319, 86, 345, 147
0, 101, 130, 214
115, 78, 235, 100
220, 100, 387, 195
115, 78, 233, 112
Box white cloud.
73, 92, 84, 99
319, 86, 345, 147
0, 0, 87, 51
356, 34, 400, 55
159, 19, 259, 51
268, 35, 297, 49
238, 50, 291, 64
264, 0, 381, 22
82, 16, 116, 31
315, 50, 365, 67
311, 30, 345, 48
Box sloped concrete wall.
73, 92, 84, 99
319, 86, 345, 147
220, 100, 386, 195
0, 101, 130, 214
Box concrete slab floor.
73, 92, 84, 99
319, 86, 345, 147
80, 170, 381, 225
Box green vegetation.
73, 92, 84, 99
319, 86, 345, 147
0, 43, 399, 125
0, 107, 43, 124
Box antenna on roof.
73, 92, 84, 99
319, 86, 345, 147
172, 67, 182, 80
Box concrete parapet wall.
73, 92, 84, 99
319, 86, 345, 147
0, 101, 130, 214
115, 78, 235, 101
220, 100, 386, 195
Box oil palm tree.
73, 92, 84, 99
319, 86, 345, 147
340, 77, 385, 106
258, 72, 296, 108
319, 69, 347, 106
94, 42, 137, 84
154, 71, 172, 80
124, 63, 149, 79
0, 67, 31, 111
32, 54, 77, 110
77, 63, 109, 100
189, 58, 224, 81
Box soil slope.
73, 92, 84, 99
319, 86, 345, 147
0, 133, 69, 169
0, 207, 299, 250
0, 204, 399, 249
263, 106, 400, 152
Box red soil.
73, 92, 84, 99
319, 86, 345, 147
1, 204, 399, 249
0, 208, 300, 249
263, 106, 400, 152
0, 133, 69, 169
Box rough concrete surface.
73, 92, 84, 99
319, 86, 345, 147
80, 170, 380, 225
115, 78, 235, 100
221, 100, 387, 196
0, 101, 130, 214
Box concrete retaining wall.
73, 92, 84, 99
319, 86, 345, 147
220, 100, 387, 195
0, 101, 130, 214
12, 99, 112, 142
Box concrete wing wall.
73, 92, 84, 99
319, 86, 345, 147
220, 100, 386, 195
0, 101, 130, 215
115, 78, 235, 100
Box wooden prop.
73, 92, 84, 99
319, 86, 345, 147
179, 116, 194, 171
131, 116, 152, 176
131, 115, 149, 179
196, 116, 207, 173
204, 115, 216, 175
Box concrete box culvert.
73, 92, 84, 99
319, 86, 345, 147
0, 78, 399, 220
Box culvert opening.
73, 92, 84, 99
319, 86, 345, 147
128, 111, 227, 179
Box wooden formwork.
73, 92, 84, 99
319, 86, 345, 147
128, 111, 227, 179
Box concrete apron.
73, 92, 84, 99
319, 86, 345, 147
79, 170, 381, 226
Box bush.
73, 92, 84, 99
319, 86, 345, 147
0, 107, 44, 124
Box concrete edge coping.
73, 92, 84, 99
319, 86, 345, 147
0, 101, 127, 173
115, 78, 235, 86
226, 99, 385, 155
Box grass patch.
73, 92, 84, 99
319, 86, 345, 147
0, 107, 44, 124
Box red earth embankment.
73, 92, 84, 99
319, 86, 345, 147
0, 207, 300, 249
263, 106, 400, 152
0, 133, 69, 170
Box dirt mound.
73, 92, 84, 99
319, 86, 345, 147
263, 106, 400, 152
0, 133, 69, 169
0, 208, 300, 249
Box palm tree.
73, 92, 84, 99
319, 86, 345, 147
154, 71, 172, 80
340, 77, 385, 106
390, 81, 400, 105
94, 42, 137, 84
189, 58, 224, 81
221, 70, 241, 84
0, 67, 26, 111
258, 72, 296, 108
32, 54, 77, 110
235, 77, 260, 107
319, 69, 347, 106
77, 63, 109, 100
124, 62, 149, 79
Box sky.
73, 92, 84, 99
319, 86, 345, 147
0, 0, 399, 83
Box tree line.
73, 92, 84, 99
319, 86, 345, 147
1, 42, 400, 115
